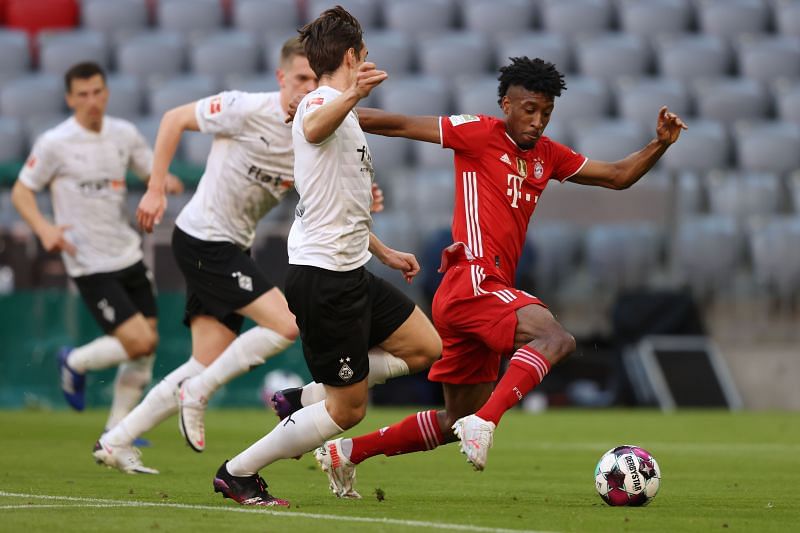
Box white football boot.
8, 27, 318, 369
452, 414, 496, 471
177, 379, 207, 452
314, 438, 361, 499
93, 439, 159, 474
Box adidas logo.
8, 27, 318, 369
500, 153, 512, 165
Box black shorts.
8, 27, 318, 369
285, 264, 415, 387
72, 260, 157, 334
171, 226, 274, 333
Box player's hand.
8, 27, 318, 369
284, 93, 305, 124
137, 188, 167, 233
656, 106, 688, 146
354, 62, 387, 99
380, 248, 420, 284
164, 173, 184, 195
38, 223, 76, 256
370, 182, 384, 213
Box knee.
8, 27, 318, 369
327, 402, 367, 430
549, 329, 576, 364
123, 329, 159, 358
280, 322, 300, 342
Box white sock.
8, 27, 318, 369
298, 348, 409, 407
186, 327, 293, 400
227, 400, 342, 476
103, 357, 206, 446
67, 336, 129, 373
105, 354, 155, 429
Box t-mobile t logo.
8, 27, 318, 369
506, 174, 531, 208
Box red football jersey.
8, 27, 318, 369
439, 114, 587, 285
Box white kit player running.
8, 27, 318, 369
11, 62, 182, 438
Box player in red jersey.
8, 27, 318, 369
278, 57, 687, 497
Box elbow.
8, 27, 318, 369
613, 179, 633, 191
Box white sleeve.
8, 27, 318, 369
18, 136, 59, 192
195, 90, 259, 136
298, 92, 334, 144
127, 126, 154, 180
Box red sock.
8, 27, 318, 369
476, 346, 551, 426
349, 409, 442, 465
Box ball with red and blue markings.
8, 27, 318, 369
594, 445, 661, 506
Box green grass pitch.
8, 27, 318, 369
1, 408, 797, 532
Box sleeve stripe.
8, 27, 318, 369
561, 156, 588, 183
438, 116, 444, 147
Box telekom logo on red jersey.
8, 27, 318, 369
506, 174, 538, 208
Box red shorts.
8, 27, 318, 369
429, 261, 546, 385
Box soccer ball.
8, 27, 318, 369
594, 445, 661, 506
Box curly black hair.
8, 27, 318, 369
497, 57, 567, 106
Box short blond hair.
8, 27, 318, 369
280, 36, 306, 67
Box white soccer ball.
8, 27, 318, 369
594, 445, 661, 506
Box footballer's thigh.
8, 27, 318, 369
112, 313, 158, 358
378, 305, 442, 373
237, 287, 299, 341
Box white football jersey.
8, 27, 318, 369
288, 86, 373, 271
176, 91, 294, 249
18, 116, 152, 277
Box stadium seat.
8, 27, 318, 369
222, 73, 279, 93
749, 216, 800, 303
776, 0, 800, 38
452, 75, 502, 117
618, 0, 692, 38
790, 171, 800, 212
156, 0, 223, 39
673, 215, 742, 299
0, 74, 63, 120
5, 0, 79, 35
0, 117, 24, 164
365, 133, 412, 171
527, 221, 582, 291
706, 171, 783, 218
133, 116, 166, 154
697, 0, 769, 40
736, 35, 800, 84
656, 34, 731, 81
551, 76, 610, 123
261, 31, 300, 71
189, 31, 259, 80
0, 29, 30, 87
461, 0, 535, 35
232, 0, 299, 35
573, 120, 647, 162
384, 0, 455, 34
734, 121, 800, 174
306, 0, 380, 27
147, 75, 217, 117
417, 32, 492, 80
374, 75, 450, 116
585, 223, 663, 290
38, 30, 108, 76
116, 31, 185, 84
361, 31, 413, 75
408, 168, 455, 225
24, 113, 69, 147
615, 77, 690, 129
105, 74, 144, 119
675, 171, 705, 215
542, 117, 570, 146
574, 33, 651, 82
413, 140, 452, 170
539, 0, 614, 36
81, 0, 149, 39
660, 119, 730, 173
776, 81, 800, 124
494, 33, 572, 73
692, 78, 769, 125
181, 131, 214, 167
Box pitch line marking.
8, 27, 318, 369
0, 491, 556, 533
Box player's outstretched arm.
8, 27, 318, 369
357, 108, 440, 144
368, 232, 420, 284
569, 106, 688, 190
11, 180, 76, 255
137, 102, 199, 233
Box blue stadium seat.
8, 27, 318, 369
736, 35, 800, 84
365, 133, 412, 171
106, 74, 143, 119
0, 29, 30, 87
362, 31, 414, 75
618, 0, 692, 38
660, 119, 730, 173
262, 31, 300, 71
374, 75, 450, 115
189, 31, 259, 80
540, 0, 614, 36
734, 121, 800, 174
494, 33, 572, 73
0, 117, 24, 163
222, 73, 279, 93
656, 34, 731, 81
413, 139, 452, 170
776, 81, 800, 124
572, 120, 647, 163
673, 215, 742, 299
698, 0, 769, 40
0, 75, 63, 120
706, 171, 783, 218
551, 76, 610, 123
81, 0, 148, 39
181, 131, 214, 167
615, 77, 690, 129
575, 33, 651, 82
528, 221, 582, 292
384, 0, 455, 34
157, 0, 223, 39
306, 0, 380, 28
147, 75, 217, 117
24, 114, 70, 148
749, 216, 800, 303
776, 0, 800, 38
461, 0, 534, 35
417, 32, 492, 80
585, 223, 663, 290
116, 31, 185, 83
692, 78, 769, 125
38, 30, 108, 76
452, 75, 502, 118
133, 116, 166, 154
232, 0, 299, 35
